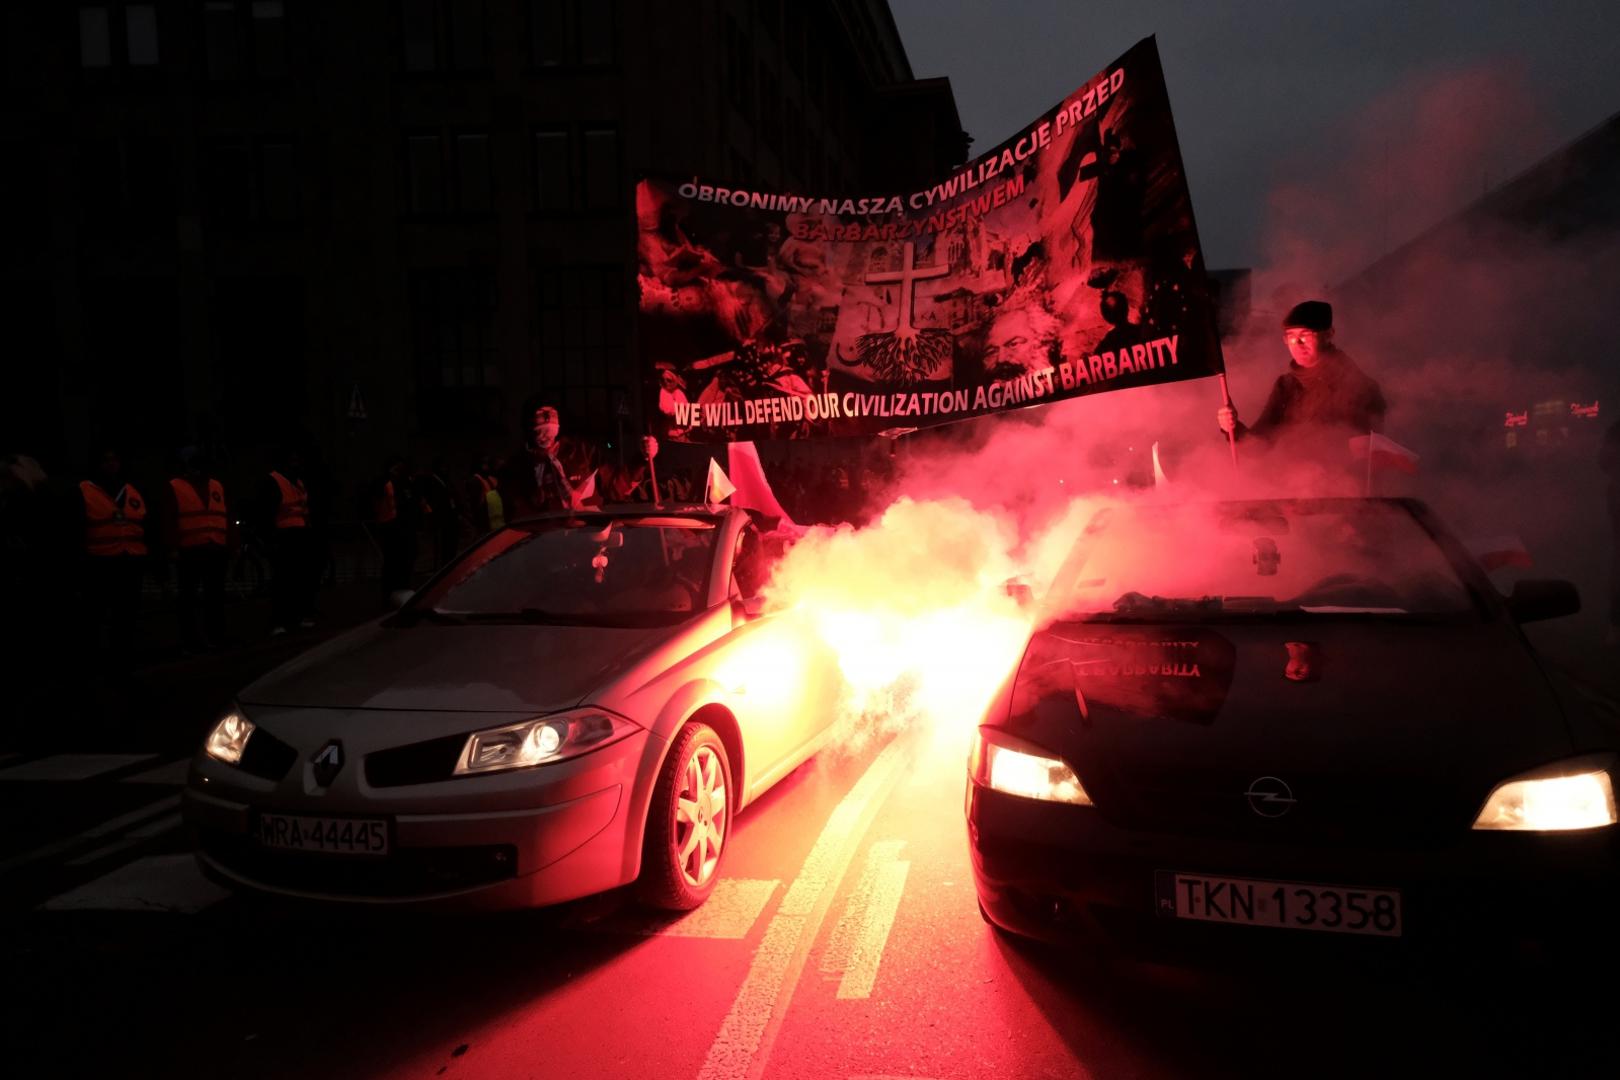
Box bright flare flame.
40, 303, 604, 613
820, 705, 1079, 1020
763, 497, 1037, 749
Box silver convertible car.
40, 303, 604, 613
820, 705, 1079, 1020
183, 505, 840, 910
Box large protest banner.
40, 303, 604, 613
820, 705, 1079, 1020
637, 36, 1223, 442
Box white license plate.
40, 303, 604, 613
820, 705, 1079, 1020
1156, 872, 1401, 937
257, 813, 389, 856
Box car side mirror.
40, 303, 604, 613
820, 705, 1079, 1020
1004, 578, 1033, 608
1506, 579, 1579, 623
733, 595, 768, 623
389, 589, 416, 611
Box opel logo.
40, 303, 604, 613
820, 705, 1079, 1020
1245, 775, 1296, 818
311, 740, 345, 786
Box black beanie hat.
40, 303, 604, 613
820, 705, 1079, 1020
1282, 300, 1332, 331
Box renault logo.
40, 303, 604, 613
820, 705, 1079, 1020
1245, 775, 1296, 818
311, 740, 345, 786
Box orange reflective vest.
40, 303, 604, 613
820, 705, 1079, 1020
270, 471, 308, 529
170, 477, 227, 548
81, 480, 148, 557
375, 480, 397, 524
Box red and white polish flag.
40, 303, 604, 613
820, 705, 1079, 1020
1348, 433, 1420, 474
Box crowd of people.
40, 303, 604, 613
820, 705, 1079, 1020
0, 391, 906, 693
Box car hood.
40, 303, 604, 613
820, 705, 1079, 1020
238, 620, 677, 712
1003, 617, 1575, 847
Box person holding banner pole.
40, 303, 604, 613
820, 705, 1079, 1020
1216, 300, 1386, 453
500, 402, 659, 516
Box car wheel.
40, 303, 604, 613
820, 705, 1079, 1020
638, 722, 731, 911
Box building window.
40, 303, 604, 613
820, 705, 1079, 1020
260, 141, 298, 220
251, 2, 289, 77
411, 268, 500, 431
582, 127, 618, 210
202, 136, 299, 221
406, 133, 445, 213
535, 265, 627, 423
80, 137, 175, 225
533, 129, 570, 211
529, 0, 614, 68
79, 3, 162, 75
454, 133, 492, 213
204, 1, 287, 81
126, 5, 158, 64
400, 0, 488, 73
79, 8, 112, 68
400, 0, 435, 70
405, 131, 493, 216
203, 1, 243, 78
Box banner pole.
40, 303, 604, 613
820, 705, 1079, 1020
646, 430, 663, 508
1217, 374, 1239, 468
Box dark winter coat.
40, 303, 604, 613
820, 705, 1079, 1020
1236, 348, 1386, 443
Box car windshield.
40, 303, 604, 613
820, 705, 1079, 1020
1049, 500, 1476, 621
409, 516, 720, 627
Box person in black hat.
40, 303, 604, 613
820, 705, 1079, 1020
1217, 299, 1386, 445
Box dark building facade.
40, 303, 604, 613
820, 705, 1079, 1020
2, 0, 965, 490
1334, 108, 1620, 460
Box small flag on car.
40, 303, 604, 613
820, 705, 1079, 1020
705, 458, 736, 505
1348, 433, 1420, 474
1466, 535, 1534, 571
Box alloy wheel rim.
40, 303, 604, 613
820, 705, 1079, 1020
674, 745, 727, 888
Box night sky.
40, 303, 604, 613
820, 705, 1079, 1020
891, 0, 1620, 271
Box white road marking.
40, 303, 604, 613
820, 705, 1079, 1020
65, 812, 184, 867
698, 737, 911, 1080
820, 841, 902, 975
121, 758, 192, 786
821, 841, 910, 1000
38, 854, 229, 914
0, 753, 160, 782
646, 878, 779, 939
0, 795, 180, 875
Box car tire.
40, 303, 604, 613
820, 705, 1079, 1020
638, 721, 732, 912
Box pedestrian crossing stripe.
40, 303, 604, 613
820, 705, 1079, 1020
0, 754, 160, 782
38, 854, 230, 914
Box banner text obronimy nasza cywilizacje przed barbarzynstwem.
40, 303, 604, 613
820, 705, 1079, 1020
637, 35, 1224, 442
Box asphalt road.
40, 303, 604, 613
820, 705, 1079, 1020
4, 707, 1617, 1079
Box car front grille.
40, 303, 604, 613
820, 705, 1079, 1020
200, 835, 518, 898
240, 728, 299, 782
1092, 769, 1464, 850
363, 733, 468, 788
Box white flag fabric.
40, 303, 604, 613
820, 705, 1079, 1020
705, 458, 736, 504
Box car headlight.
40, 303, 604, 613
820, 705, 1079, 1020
969, 727, 1092, 805
453, 709, 640, 776
204, 708, 256, 766
1472, 758, 1617, 831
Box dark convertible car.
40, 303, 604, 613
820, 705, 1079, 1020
968, 498, 1618, 950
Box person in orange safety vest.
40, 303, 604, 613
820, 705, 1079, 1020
163, 447, 230, 653
78, 445, 150, 666
262, 445, 316, 636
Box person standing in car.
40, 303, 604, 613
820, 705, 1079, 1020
1217, 300, 1386, 448
500, 402, 658, 517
